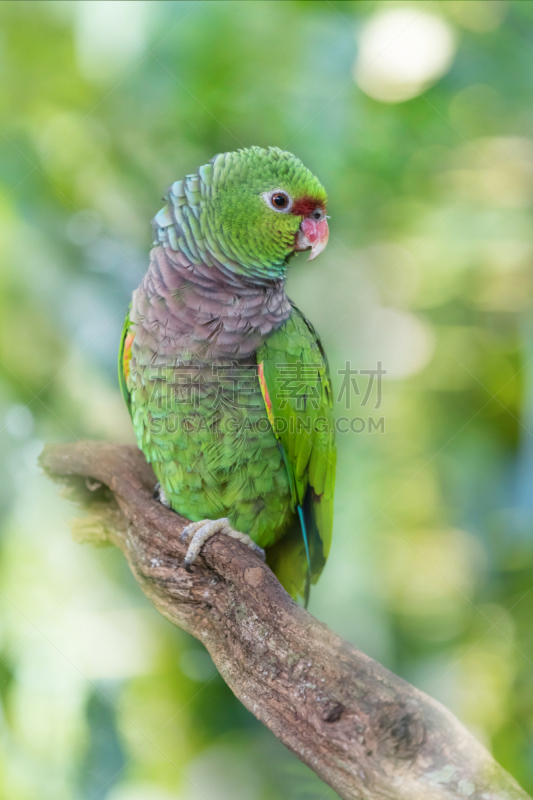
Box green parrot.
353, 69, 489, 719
119, 146, 335, 603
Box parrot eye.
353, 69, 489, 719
272, 193, 289, 208
263, 190, 293, 213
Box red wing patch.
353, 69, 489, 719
258, 361, 275, 429
123, 332, 135, 383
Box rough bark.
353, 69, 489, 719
39, 440, 531, 800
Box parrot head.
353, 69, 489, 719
154, 146, 328, 281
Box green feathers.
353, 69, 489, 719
256, 308, 336, 598
153, 146, 327, 279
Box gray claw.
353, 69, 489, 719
153, 482, 172, 508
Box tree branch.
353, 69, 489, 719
39, 441, 530, 800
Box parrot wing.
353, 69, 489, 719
118, 309, 133, 419
256, 304, 336, 602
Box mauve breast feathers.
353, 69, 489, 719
130, 246, 291, 362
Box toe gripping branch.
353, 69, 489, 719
180, 518, 266, 572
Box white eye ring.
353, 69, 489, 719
262, 189, 293, 213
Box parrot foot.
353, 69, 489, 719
180, 518, 265, 571
153, 482, 171, 508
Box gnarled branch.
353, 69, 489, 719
39, 441, 530, 800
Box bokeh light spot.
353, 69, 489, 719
354, 7, 456, 103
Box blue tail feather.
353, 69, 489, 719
297, 505, 311, 608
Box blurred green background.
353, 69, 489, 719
1, 1, 533, 797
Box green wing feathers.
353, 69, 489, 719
257, 306, 336, 594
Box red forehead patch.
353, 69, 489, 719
291, 196, 324, 217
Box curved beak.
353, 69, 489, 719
295, 216, 329, 261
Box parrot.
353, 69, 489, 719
119, 146, 335, 603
